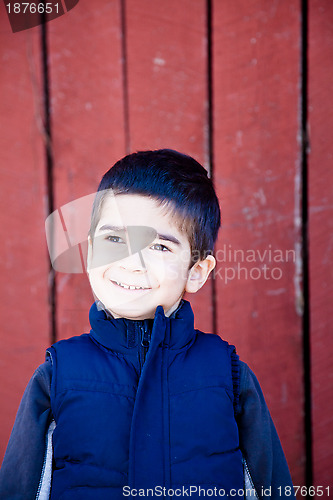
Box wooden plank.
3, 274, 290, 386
125, 0, 213, 331
47, 0, 126, 340
0, 14, 49, 461
308, 0, 333, 486
212, 0, 305, 484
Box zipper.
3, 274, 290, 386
243, 457, 260, 499
35, 420, 56, 499
139, 324, 151, 370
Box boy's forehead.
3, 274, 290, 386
98, 193, 183, 236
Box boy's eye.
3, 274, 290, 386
105, 235, 125, 244
150, 243, 170, 252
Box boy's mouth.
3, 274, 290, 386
111, 280, 151, 291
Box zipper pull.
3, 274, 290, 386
140, 326, 151, 348
140, 324, 151, 367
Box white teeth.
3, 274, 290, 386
114, 281, 146, 290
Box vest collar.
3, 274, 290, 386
89, 299, 196, 354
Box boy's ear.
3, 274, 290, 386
86, 235, 93, 273
185, 255, 216, 294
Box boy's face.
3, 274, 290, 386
88, 193, 203, 320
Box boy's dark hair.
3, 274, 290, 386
90, 149, 221, 266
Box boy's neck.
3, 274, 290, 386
98, 299, 185, 322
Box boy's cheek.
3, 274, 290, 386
162, 262, 189, 283
89, 239, 130, 270
150, 252, 191, 283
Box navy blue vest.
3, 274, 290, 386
47, 300, 244, 499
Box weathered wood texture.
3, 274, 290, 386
308, 0, 333, 487
0, 0, 332, 488
212, 1, 305, 485
0, 11, 49, 457
48, 0, 126, 341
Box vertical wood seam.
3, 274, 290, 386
120, 0, 130, 154
300, 0, 313, 490
206, 0, 217, 335
40, 20, 56, 345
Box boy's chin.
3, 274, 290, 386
91, 288, 154, 319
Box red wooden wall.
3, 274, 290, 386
213, 1, 305, 483
308, 0, 333, 486
1, 0, 332, 490
0, 7, 50, 461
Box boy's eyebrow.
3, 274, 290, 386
157, 233, 181, 245
98, 225, 125, 232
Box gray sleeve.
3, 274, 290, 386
237, 361, 295, 499
0, 360, 53, 500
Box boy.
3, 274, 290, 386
0, 150, 294, 499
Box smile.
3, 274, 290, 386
111, 280, 150, 290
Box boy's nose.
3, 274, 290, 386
119, 250, 147, 273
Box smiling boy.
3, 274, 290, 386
88, 193, 215, 320
0, 150, 294, 499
